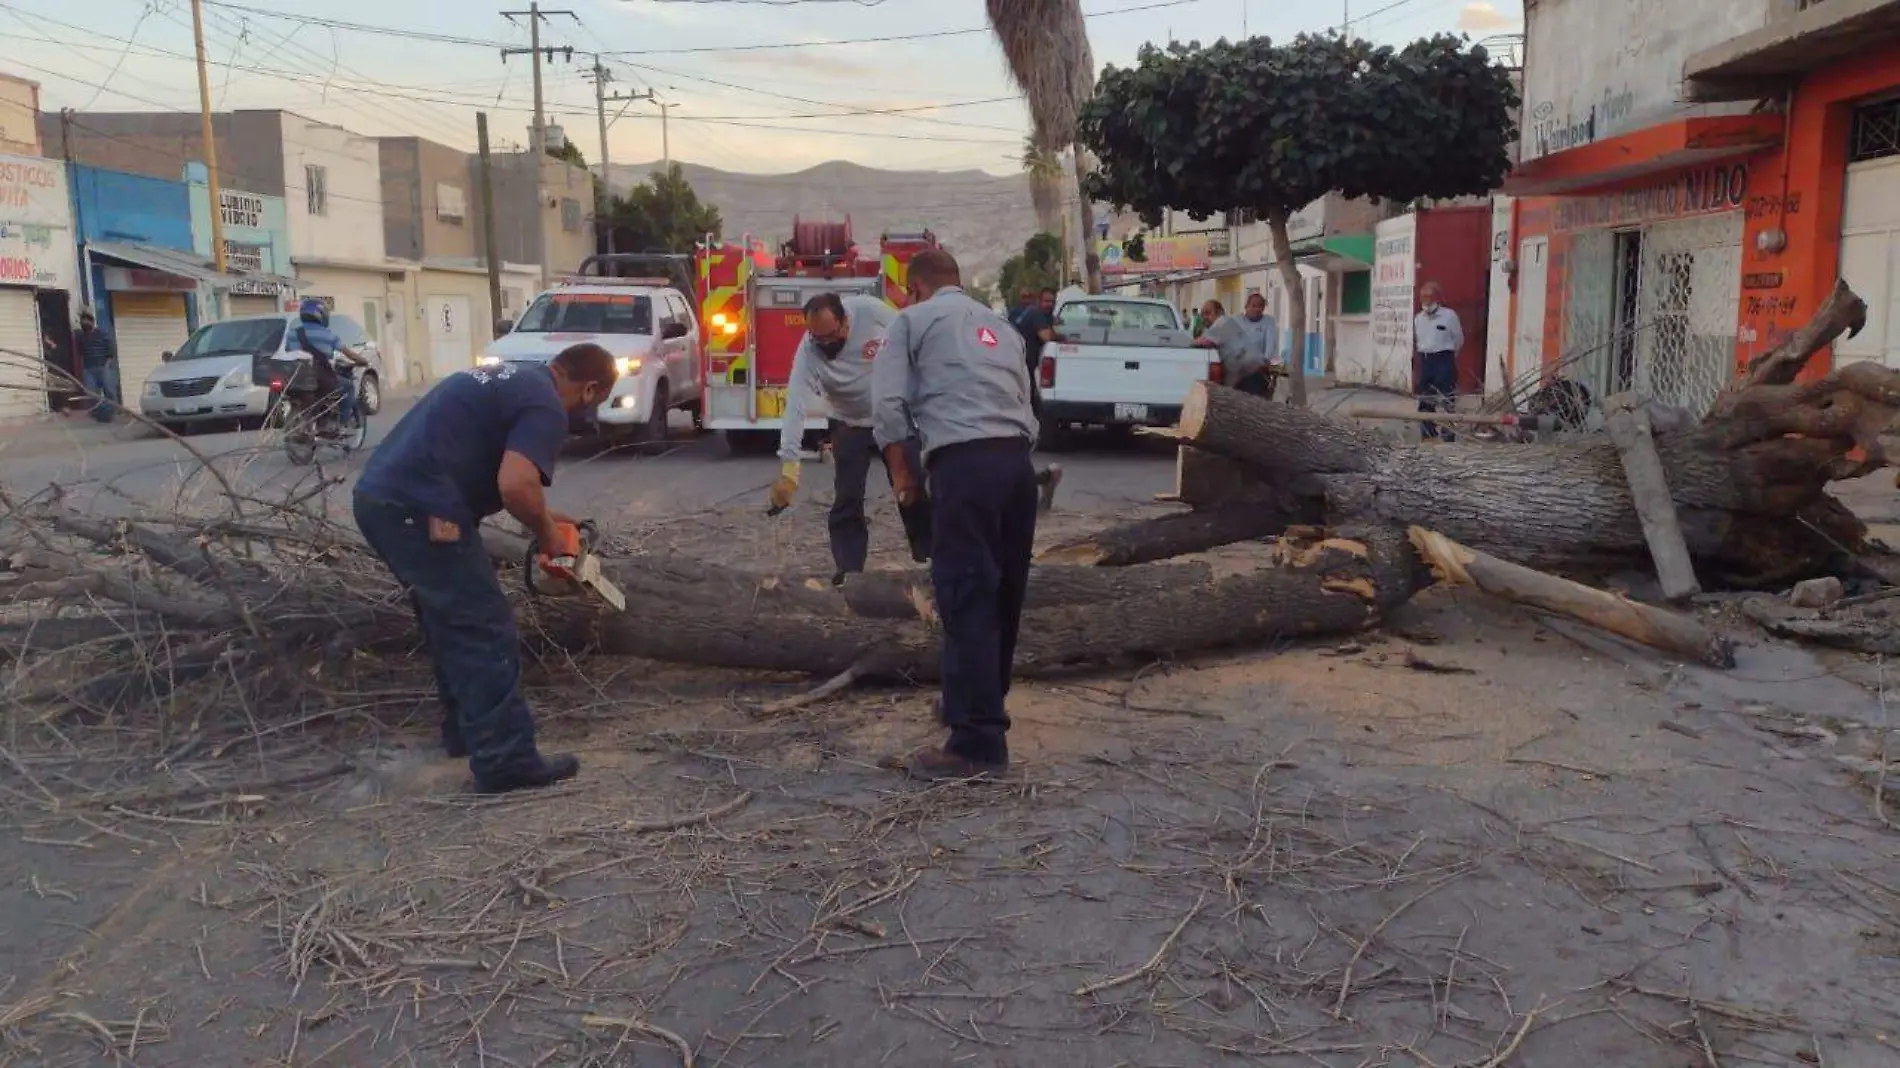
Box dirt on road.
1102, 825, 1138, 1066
3, 493, 1899, 1068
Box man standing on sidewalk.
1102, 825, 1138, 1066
75, 309, 119, 423
1413, 282, 1464, 442
873, 248, 1039, 780
769, 292, 932, 584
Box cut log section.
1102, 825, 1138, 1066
1408, 527, 1735, 668
1603, 394, 1701, 602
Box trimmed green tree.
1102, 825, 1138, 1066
1079, 33, 1518, 406
604, 163, 724, 255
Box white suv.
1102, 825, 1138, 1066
480, 280, 703, 441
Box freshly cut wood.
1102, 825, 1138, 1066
1408, 527, 1735, 668
1603, 394, 1701, 602
516, 526, 1432, 681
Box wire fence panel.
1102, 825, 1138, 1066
1633, 212, 1744, 420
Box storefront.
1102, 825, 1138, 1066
0, 152, 79, 422
91, 250, 200, 403
1504, 113, 1781, 417
190, 179, 295, 319
1684, 14, 1900, 374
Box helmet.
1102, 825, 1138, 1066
298, 298, 329, 325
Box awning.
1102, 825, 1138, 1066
89, 240, 297, 292
1685, 0, 1900, 101
1293, 234, 1375, 272
1502, 114, 1784, 196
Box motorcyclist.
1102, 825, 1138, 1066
291, 298, 369, 429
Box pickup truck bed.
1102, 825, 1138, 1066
1038, 323, 1214, 429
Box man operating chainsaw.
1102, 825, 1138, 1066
769, 292, 932, 585
353, 342, 617, 794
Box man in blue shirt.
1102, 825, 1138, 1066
353, 343, 617, 794
74, 309, 118, 423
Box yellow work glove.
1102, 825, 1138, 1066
768, 461, 800, 511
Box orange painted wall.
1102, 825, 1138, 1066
1734, 48, 1900, 378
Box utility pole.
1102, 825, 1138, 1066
189, 0, 228, 284
477, 113, 505, 338
501, 3, 575, 287
657, 101, 677, 170
587, 55, 614, 254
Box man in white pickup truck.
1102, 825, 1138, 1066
1195, 295, 1279, 398
769, 292, 933, 584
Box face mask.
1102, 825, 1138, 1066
816, 338, 847, 359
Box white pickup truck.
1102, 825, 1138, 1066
1034, 295, 1220, 446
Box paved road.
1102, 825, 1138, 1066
1, 400, 1178, 529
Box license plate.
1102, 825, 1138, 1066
1113, 402, 1150, 423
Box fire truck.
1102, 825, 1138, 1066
693, 217, 940, 454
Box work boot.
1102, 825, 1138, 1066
474, 753, 581, 795
894, 745, 1008, 782
832, 571, 847, 587
1035, 464, 1063, 513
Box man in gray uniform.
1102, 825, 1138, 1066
769, 292, 931, 582
873, 248, 1039, 780
1196, 292, 1279, 397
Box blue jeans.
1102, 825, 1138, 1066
334, 375, 359, 426
927, 438, 1039, 763
1416, 350, 1458, 441
352, 493, 541, 783
83, 362, 119, 422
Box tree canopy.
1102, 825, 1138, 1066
997, 232, 1066, 303
1078, 33, 1519, 226
602, 163, 724, 255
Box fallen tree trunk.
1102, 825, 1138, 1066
512, 526, 1431, 681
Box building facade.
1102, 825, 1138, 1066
0, 150, 78, 422
1504, 0, 1900, 415
187, 165, 295, 319
0, 72, 41, 157
474, 150, 594, 285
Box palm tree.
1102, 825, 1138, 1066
986, 0, 1102, 294
1021, 136, 1064, 240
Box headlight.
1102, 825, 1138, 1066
613, 356, 641, 376
721, 322, 738, 336
219, 368, 249, 389
478, 354, 502, 367
145, 381, 162, 397
711, 312, 728, 328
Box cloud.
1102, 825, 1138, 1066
1456, 2, 1518, 32
724, 48, 877, 79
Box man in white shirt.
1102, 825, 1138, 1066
1413, 282, 1464, 442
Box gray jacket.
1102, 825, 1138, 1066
872, 286, 1037, 461
779, 294, 895, 462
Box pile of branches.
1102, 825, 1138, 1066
1, 280, 1893, 724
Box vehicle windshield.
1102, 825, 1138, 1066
1056, 301, 1180, 332
172, 318, 287, 361
514, 292, 653, 334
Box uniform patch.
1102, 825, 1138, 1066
862, 338, 883, 360
976, 327, 999, 347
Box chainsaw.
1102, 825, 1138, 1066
524, 519, 627, 611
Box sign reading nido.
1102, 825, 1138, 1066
1554, 162, 1750, 232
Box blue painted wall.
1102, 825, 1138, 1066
67, 165, 197, 335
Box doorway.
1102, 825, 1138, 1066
36, 289, 75, 409
1609, 229, 1643, 396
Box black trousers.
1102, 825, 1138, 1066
1416, 350, 1458, 440
828, 421, 932, 574
927, 438, 1038, 762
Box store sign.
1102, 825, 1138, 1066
1370, 214, 1417, 382
103, 266, 197, 293
1096, 234, 1210, 275
1286, 197, 1327, 244
223, 240, 264, 273
0, 152, 75, 289
1552, 162, 1751, 232
220, 190, 265, 229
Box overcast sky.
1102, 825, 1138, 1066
7, 0, 1522, 176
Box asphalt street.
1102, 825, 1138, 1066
0, 400, 1179, 530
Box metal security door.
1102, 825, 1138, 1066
1632, 212, 1744, 418
0, 288, 45, 423
426, 295, 473, 381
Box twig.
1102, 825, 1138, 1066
756, 666, 863, 717
1461, 998, 1549, 1068
622, 791, 753, 833
1074, 890, 1206, 996
582, 1013, 695, 1067
1333, 867, 1472, 1018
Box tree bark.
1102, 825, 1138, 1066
1408, 528, 1735, 668
1035, 503, 1301, 566
1072, 147, 1103, 294
1266, 210, 1309, 407
515, 526, 1431, 681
